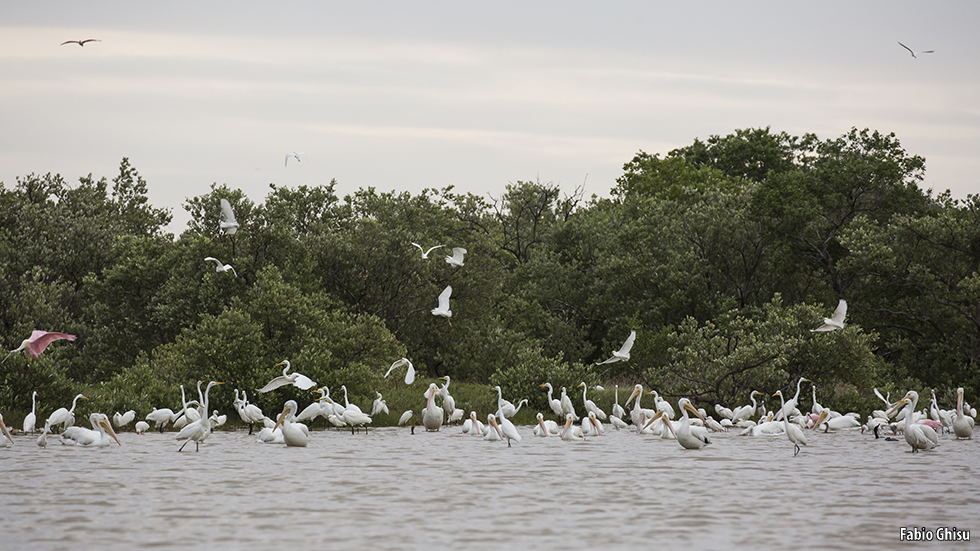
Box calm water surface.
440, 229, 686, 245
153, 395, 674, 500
1, 424, 977, 550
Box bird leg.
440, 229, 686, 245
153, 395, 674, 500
179, 440, 189, 452
794, 444, 800, 456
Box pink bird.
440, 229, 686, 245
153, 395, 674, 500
3, 331, 77, 364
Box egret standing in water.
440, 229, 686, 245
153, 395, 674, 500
177, 381, 223, 452
23, 391, 38, 435
773, 390, 808, 456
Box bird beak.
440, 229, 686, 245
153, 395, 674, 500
685, 402, 706, 424
640, 410, 663, 432
0, 416, 13, 445
886, 398, 908, 418
624, 387, 640, 407
101, 418, 122, 446
812, 410, 829, 429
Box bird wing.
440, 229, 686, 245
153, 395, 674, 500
830, 299, 847, 324
437, 286, 452, 310
292, 373, 316, 390
618, 330, 637, 355
384, 358, 406, 378
204, 257, 221, 265
595, 355, 620, 365
28, 332, 76, 356
220, 199, 238, 224
405, 360, 415, 385
228, 265, 238, 277
257, 376, 290, 393
447, 247, 467, 264
80, 39, 101, 45
425, 245, 444, 255
411, 242, 424, 252
898, 41, 914, 55
61, 40, 80, 45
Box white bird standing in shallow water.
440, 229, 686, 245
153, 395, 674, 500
431, 286, 453, 321
445, 247, 467, 267
45, 394, 87, 432
596, 330, 636, 365
422, 383, 443, 431
898, 41, 934, 58
113, 410, 136, 428
398, 410, 413, 426
953, 387, 974, 439
23, 391, 38, 434
257, 360, 316, 393
773, 390, 808, 456
578, 382, 607, 420
672, 398, 711, 449
219, 198, 239, 235
811, 299, 847, 332
539, 383, 564, 419
176, 381, 222, 452
204, 257, 237, 276
411, 243, 444, 259
274, 400, 310, 447
888, 391, 938, 452
61, 413, 122, 447
384, 357, 416, 385
371, 392, 389, 416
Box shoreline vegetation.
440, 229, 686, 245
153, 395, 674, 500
1, 127, 977, 429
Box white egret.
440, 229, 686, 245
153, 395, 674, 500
371, 392, 389, 416
411, 243, 444, 259
23, 391, 38, 434
493, 386, 519, 418
46, 394, 87, 432
773, 390, 809, 456
732, 391, 761, 423
438, 376, 456, 421
445, 247, 467, 267
219, 198, 239, 235
398, 410, 414, 426
134, 421, 150, 434
431, 286, 453, 321
559, 386, 578, 421
285, 151, 307, 166
811, 299, 846, 332
578, 382, 607, 420
596, 330, 636, 365
776, 378, 810, 421
258, 360, 316, 393
612, 385, 626, 420
539, 383, 564, 419
650, 390, 675, 420
339, 385, 372, 433
176, 381, 223, 451
811, 384, 824, 415
112, 410, 136, 428
274, 400, 310, 447
296, 390, 326, 424
422, 384, 443, 431
61, 413, 122, 447
496, 412, 522, 447
204, 257, 237, 277
952, 387, 974, 439
384, 357, 416, 385
888, 391, 937, 452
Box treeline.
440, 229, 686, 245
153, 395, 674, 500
2, 127, 978, 423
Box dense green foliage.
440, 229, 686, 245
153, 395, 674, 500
2, 128, 976, 427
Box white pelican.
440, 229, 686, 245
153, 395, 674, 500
610, 415, 629, 430
578, 382, 607, 420
257, 426, 284, 444
445, 247, 467, 267
411, 242, 444, 259
815, 411, 861, 431
0, 414, 14, 446
204, 257, 237, 277
339, 385, 372, 433
559, 386, 578, 421
560, 413, 585, 441
463, 411, 486, 435
258, 360, 316, 393
898, 41, 934, 58
534, 412, 559, 436
581, 411, 604, 437
112, 410, 136, 428
624, 384, 655, 427
274, 400, 310, 447
539, 383, 564, 419
371, 392, 389, 416
671, 398, 710, 449
484, 414, 503, 441
219, 198, 239, 235
888, 391, 937, 452
612, 385, 626, 420
773, 390, 809, 456
431, 285, 453, 321
176, 381, 222, 451
811, 299, 846, 332
952, 387, 974, 439
422, 384, 443, 431
398, 410, 414, 425
46, 394, 87, 432
61, 413, 122, 447
134, 421, 150, 434
596, 330, 636, 365
23, 391, 38, 434
384, 357, 416, 385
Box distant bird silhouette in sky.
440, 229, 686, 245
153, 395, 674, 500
898, 42, 934, 59
285, 152, 307, 166
61, 39, 101, 47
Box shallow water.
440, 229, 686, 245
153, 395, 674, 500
1, 424, 977, 550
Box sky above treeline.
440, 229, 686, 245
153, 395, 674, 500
2, 1, 978, 233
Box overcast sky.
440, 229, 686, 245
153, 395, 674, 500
2, 2, 978, 233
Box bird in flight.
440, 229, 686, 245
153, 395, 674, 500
811, 299, 847, 332
204, 257, 238, 277
61, 39, 101, 47
898, 42, 934, 59
285, 152, 307, 166
3, 331, 77, 365
219, 198, 239, 235
596, 330, 636, 365
411, 242, 444, 260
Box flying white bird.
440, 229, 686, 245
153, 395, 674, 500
285, 152, 307, 166
432, 286, 453, 320
204, 257, 238, 276
898, 42, 934, 58
445, 247, 467, 267
384, 358, 416, 385
811, 299, 847, 332
61, 39, 100, 46
257, 360, 316, 393
596, 330, 636, 365
219, 198, 239, 235
411, 242, 444, 259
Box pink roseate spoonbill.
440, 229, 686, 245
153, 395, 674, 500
61, 39, 100, 46
3, 331, 77, 366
